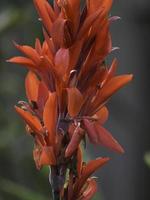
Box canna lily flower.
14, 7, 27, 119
9, 0, 133, 199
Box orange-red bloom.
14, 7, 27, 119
9, 0, 133, 199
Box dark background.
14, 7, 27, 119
0, 0, 150, 200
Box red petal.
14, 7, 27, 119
87, 0, 112, 15
93, 106, 109, 124
51, 18, 73, 48
39, 146, 56, 167
15, 106, 43, 134
14, 43, 40, 64
101, 58, 118, 87
94, 123, 125, 154
25, 71, 40, 103
92, 74, 133, 112
67, 0, 80, 33
34, 0, 52, 35
65, 127, 84, 158
35, 38, 42, 54
55, 48, 69, 76
82, 119, 98, 144
67, 88, 83, 117
77, 147, 83, 177
81, 178, 97, 200
7, 57, 36, 70
94, 20, 112, 63
77, 8, 102, 40
43, 92, 58, 145
45, 1, 56, 22
74, 157, 109, 195
37, 81, 49, 115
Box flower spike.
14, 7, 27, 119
9, 0, 133, 199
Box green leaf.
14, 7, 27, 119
144, 152, 150, 168
0, 178, 49, 200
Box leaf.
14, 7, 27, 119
25, 71, 40, 103
144, 152, 150, 168
43, 92, 58, 145
0, 178, 48, 200
67, 88, 83, 117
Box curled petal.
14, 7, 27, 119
67, 88, 83, 117
43, 92, 58, 145
25, 71, 40, 103
109, 16, 121, 23
15, 106, 43, 134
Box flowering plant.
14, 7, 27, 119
8, 0, 133, 199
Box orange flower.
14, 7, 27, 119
9, 0, 133, 199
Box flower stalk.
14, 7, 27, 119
9, 0, 133, 199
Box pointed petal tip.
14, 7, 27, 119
126, 74, 134, 83
98, 157, 110, 162
6, 57, 16, 63
118, 146, 125, 154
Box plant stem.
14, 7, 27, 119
49, 166, 67, 200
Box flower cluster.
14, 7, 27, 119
8, 0, 133, 199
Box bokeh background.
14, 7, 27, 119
0, 0, 150, 200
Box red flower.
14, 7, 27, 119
9, 0, 133, 199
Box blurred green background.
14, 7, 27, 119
0, 0, 150, 200
0, 1, 51, 200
